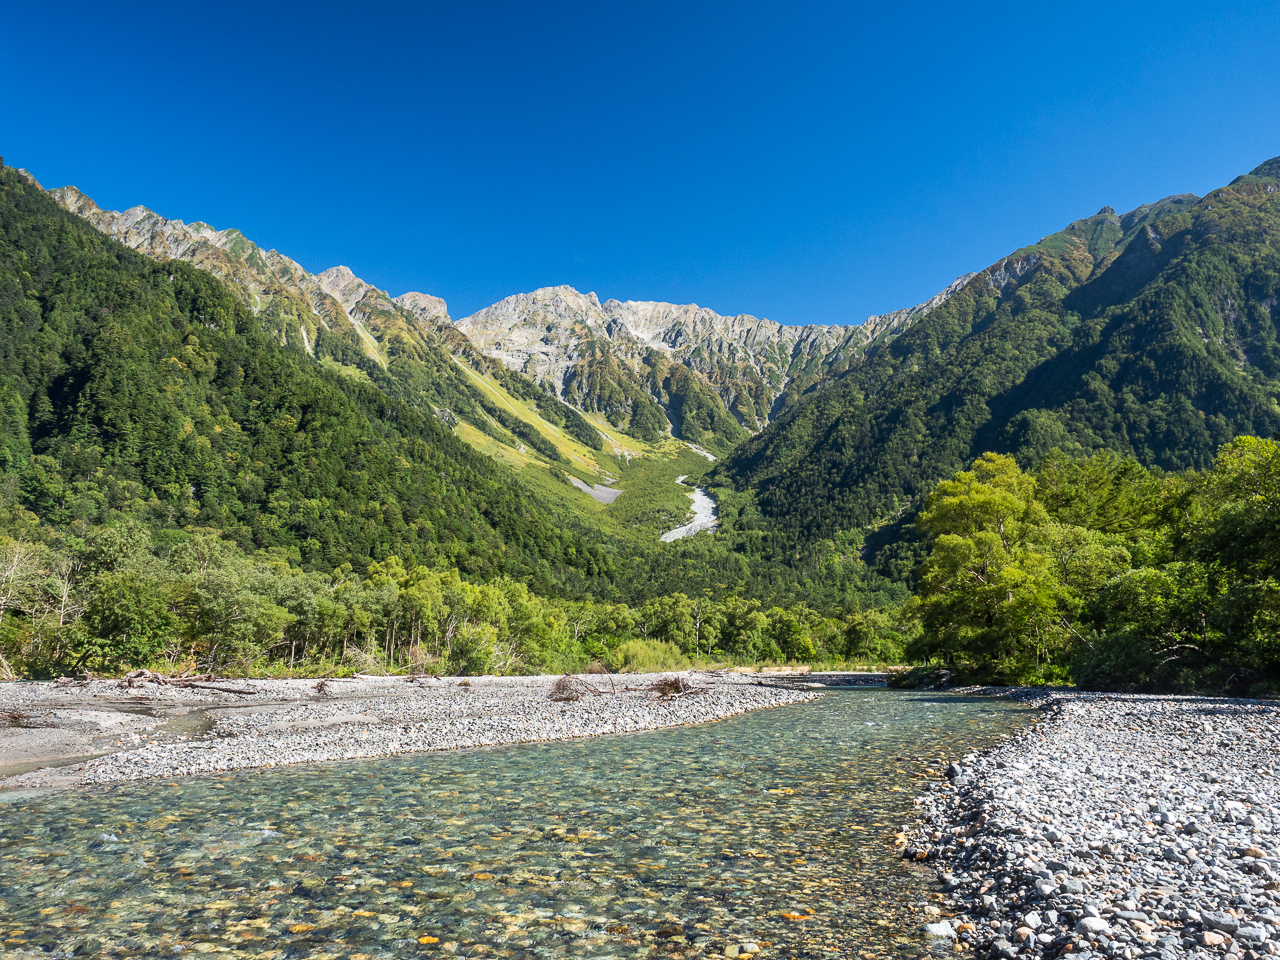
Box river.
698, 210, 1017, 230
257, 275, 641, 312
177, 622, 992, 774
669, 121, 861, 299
0, 690, 1031, 957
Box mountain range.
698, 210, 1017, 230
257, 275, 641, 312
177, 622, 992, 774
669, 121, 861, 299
453, 276, 972, 448
715, 158, 1280, 562
29, 170, 969, 455
10, 155, 1280, 592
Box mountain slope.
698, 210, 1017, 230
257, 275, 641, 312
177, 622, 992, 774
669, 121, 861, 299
0, 164, 615, 592
456, 277, 971, 451
714, 159, 1280, 547
39, 173, 974, 468
37, 177, 624, 483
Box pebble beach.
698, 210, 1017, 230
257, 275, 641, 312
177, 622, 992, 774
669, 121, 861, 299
8, 671, 1280, 960
0, 671, 821, 791
909, 689, 1280, 960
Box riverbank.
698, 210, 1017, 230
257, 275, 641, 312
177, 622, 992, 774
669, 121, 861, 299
909, 689, 1280, 959
0, 671, 820, 791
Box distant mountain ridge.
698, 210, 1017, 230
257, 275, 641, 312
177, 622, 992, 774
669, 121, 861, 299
456, 275, 973, 445
15, 153, 1280, 598
31, 176, 606, 466
35, 170, 970, 454
41, 180, 444, 367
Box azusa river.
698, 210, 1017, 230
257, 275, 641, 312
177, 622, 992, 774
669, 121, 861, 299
0, 690, 1031, 958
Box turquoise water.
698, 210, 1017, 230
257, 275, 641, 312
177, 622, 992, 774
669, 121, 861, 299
0, 690, 1030, 958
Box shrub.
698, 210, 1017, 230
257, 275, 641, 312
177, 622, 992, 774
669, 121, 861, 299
608, 639, 689, 673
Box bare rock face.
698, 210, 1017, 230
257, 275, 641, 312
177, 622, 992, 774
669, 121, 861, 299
47, 185, 352, 354
456, 278, 974, 428
394, 291, 451, 327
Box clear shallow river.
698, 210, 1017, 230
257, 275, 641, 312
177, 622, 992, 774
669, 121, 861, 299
0, 690, 1031, 959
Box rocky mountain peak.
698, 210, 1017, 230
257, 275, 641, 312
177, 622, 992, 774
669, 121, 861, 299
529, 285, 603, 310
456, 275, 973, 432
41, 183, 452, 367
394, 291, 451, 325
48, 185, 104, 218
317, 265, 379, 313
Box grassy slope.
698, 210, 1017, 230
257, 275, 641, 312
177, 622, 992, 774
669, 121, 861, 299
447, 356, 715, 544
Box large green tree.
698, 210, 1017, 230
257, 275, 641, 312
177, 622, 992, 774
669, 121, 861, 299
913, 453, 1128, 682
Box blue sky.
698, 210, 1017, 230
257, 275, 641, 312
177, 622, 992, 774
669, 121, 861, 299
5, 1, 1279, 325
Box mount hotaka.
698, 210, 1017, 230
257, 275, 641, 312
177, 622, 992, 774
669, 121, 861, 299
32, 170, 970, 456
5, 155, 1280, 585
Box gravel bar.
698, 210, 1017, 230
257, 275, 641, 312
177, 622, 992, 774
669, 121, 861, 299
0, 671, 818, 791
908, 689, 1280, 960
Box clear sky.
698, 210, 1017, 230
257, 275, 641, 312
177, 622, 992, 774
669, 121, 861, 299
5, 1, 1279, 326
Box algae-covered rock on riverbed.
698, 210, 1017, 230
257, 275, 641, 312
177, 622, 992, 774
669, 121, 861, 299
0, 688, 1029, 958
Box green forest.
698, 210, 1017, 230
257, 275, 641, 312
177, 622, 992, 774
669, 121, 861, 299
904, 438, 1280, 695
716, 162, 1280, 553
2, 158, 1279, 694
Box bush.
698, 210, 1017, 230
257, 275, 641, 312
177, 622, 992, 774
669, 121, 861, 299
609, 639, 689, 673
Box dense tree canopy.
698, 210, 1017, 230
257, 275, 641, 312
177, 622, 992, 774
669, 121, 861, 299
911, 439, 1280, 694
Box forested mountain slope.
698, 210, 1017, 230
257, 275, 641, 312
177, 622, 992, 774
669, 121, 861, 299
0, 165, 614, 594
715, 159, 1280, 545
38, 175, 616, 479
39, 171, 983, 466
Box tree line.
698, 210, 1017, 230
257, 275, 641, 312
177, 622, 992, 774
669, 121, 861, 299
0, 501, 904, 679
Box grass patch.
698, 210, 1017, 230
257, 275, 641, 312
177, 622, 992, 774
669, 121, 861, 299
444, 358, 716, 541
320, 357, 373, 383
453, 359, 603, 471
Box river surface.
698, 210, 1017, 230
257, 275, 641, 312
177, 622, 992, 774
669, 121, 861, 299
0, 690, 1031, 958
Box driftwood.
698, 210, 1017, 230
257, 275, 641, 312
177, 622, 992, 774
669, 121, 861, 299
54, 669, 98, 687
312, 676, 359, 697
626, 676, 707, 700
549, 672, 706, 702
585, 662, 617, 694
549, 674, 604, 702
115, 669, 255, 696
